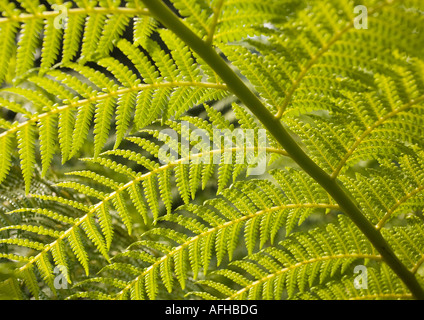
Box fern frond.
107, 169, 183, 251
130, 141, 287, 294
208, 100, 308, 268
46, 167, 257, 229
16, 123, 36, 194
189, 215, 380, 300
15, 18, 43, 78
383, 217, 424, 274
340, 153, 424, 227
70, 166, 339, 299
286, 61, 424, 176
62, 13, 85, 63
217, 0, 424, 120
0, 37, 230, 188
2, 0, 424, 302
0, 111, 287, 296
0, 165, 104, 298
207, 0, 294, 43
299, 264, 415, 300
0, 133, 14, 183
0, 1, 151, 80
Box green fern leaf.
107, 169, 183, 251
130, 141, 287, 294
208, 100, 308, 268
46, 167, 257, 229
81, 13, 107, 62
81, 215, 110, 262
62, 14, 86, 63
3, 0, 424, 302
16, 19, 43, 77
40, 17, 63, 72
68, 227, 90, 276
93, 96, 116, 157
16, 124, 36, 194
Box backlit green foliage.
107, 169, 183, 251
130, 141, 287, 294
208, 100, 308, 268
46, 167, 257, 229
1, 0, 424, 300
